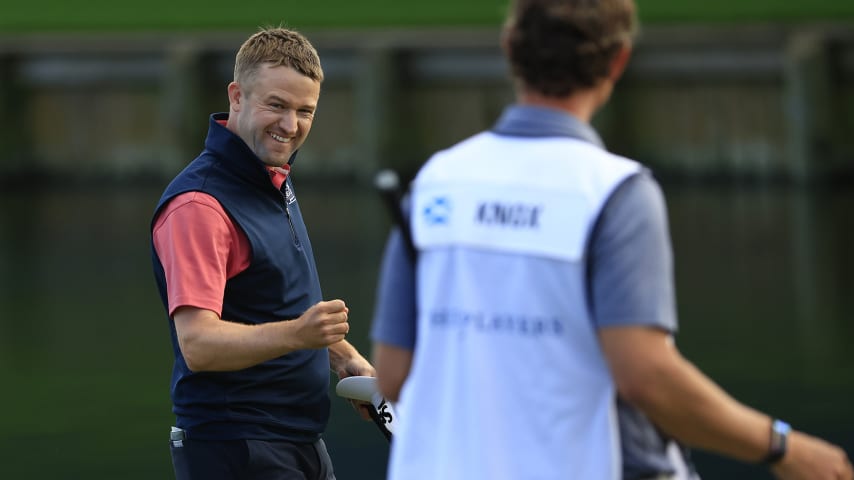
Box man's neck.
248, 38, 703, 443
517, 84, 610, 124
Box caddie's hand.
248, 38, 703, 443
295, 300, 350, 349
771, 431, 853, 480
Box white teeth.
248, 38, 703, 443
270, 132, 290, 143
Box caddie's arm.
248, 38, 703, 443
599, 326, 853, 480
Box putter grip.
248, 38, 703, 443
336, 376, 398, 438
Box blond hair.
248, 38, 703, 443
233, 27, 324, 86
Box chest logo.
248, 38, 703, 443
284, 183, 297, 205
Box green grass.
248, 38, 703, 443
1, 0, 853, 33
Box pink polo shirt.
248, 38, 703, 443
152, 165, 290, 317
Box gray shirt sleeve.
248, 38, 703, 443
588, 171, 678, 332
591, 172, 688, 479
370, 227, 418, 349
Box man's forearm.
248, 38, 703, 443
599, 327, 770, 462
373, 342, 412, 402
174, 307, 303, 372
329, 339, 375, 378
329, 340, 358, 369
627, 348, 770, 462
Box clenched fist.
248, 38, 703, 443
293, 299, 351, 349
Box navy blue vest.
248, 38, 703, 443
151, 113, 329, 441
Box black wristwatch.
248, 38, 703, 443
762, 419, 791, 464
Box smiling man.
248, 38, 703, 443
151, 28, 374, 480
227, 60, 319, 168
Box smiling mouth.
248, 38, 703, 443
269, 131, 291, 143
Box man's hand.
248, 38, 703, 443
293, 300, 350, 349
771, 431, 853, 480
329, 338, 376, 421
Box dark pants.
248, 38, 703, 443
170, 429, 335, 480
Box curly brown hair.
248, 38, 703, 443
503, 0, 637, 97
233, 27, 324, 86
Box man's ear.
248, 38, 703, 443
499, 25, 511, 57
609, 43, 632, 83
227, 82, 242, 112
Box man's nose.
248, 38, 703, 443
278, 110, 298, 135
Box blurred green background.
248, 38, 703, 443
1, 2, 853, 480
1, 0, 854, 31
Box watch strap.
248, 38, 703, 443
762, 419, 791, 464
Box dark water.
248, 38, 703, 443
0, 180, 851, 479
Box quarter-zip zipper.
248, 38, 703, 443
281, 188, 301, 247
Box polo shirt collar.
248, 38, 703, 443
491, 104, 604, 148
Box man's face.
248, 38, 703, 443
226, 64, 320, 168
